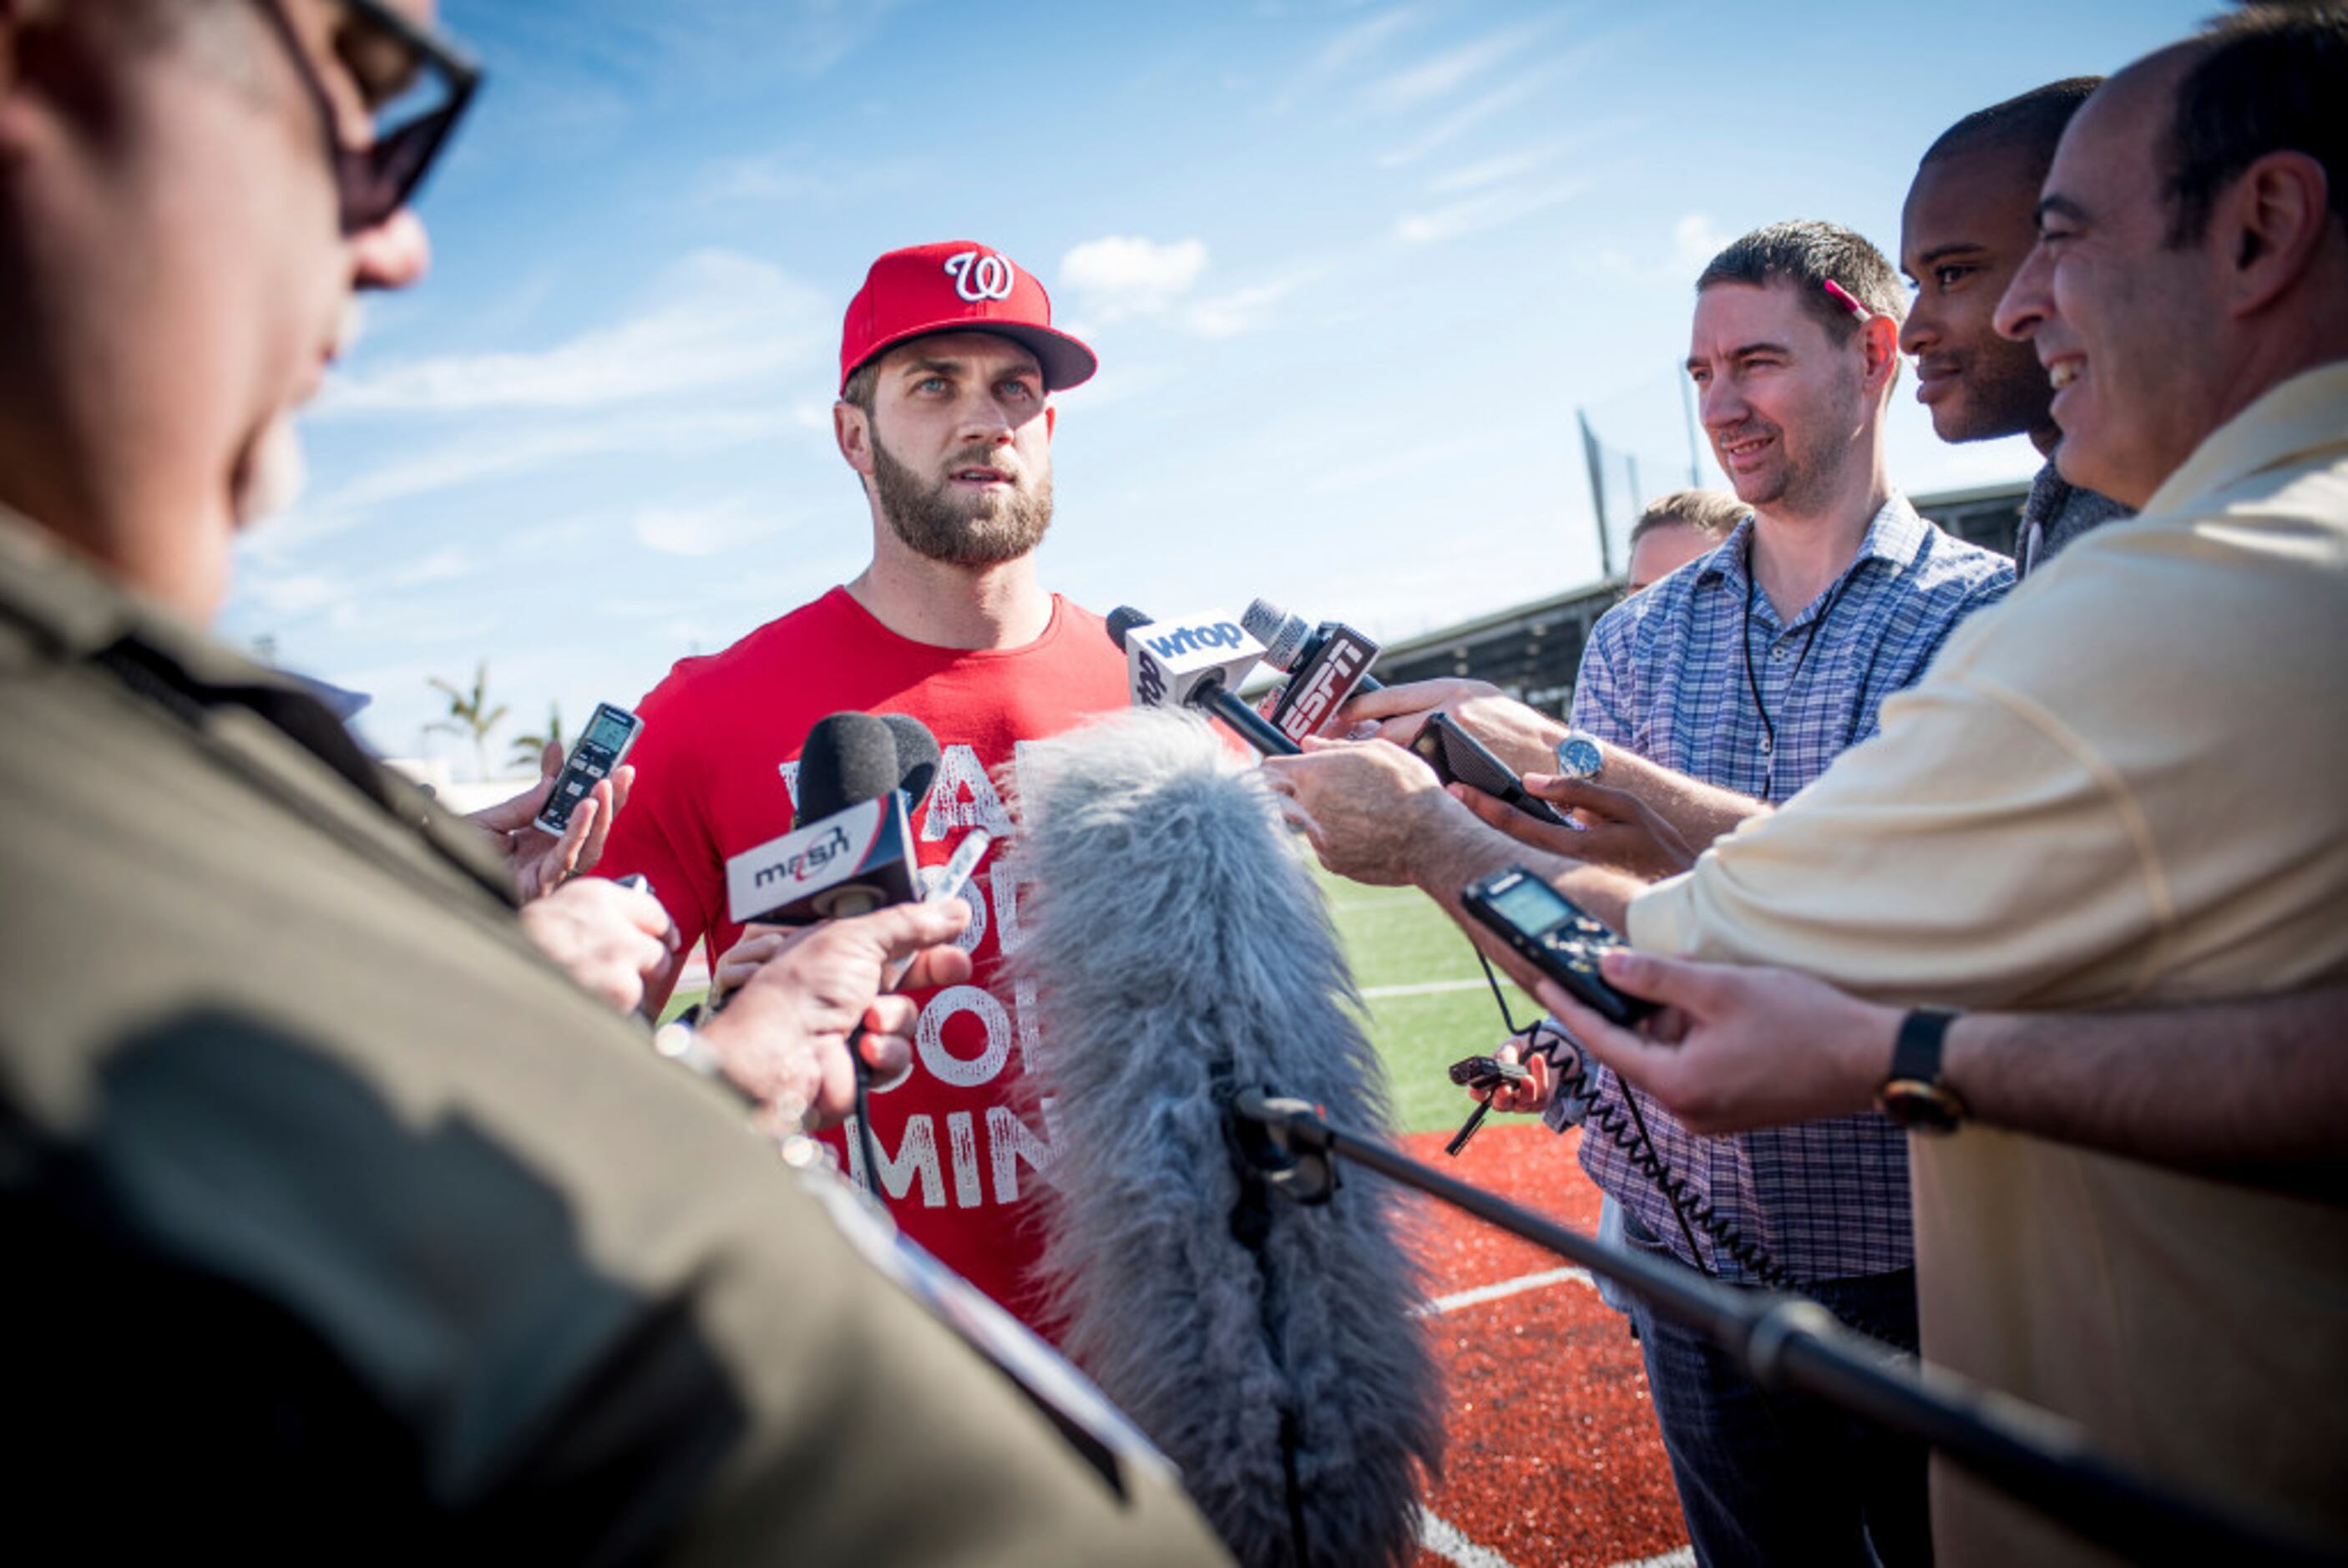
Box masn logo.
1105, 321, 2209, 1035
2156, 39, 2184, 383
1141, 621, 1246, 660
754, 822, 852, 888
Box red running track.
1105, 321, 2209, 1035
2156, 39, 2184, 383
1396, 1122, 1691, 1568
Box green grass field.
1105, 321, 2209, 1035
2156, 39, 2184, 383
661, 857, 1531, 1136
1310, 864, 1536, 1134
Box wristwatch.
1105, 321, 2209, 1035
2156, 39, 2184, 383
1554, 729, 1605, 782
1876, 1008, 1968, 1134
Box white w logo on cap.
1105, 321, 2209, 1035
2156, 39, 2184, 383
943, 250, 1017, 303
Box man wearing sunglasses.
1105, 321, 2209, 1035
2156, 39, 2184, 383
0, 3, 1224, 1560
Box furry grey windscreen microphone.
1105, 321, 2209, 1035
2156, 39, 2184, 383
1005, 709, 1443, 1568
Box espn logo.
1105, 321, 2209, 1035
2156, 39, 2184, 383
1273, 628, 1379, 743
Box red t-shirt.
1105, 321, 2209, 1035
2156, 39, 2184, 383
600, 586, 1128, 1332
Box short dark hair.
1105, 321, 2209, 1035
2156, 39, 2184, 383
841, 359, 879, 417
1695, 220, 1906, 345
1631, 490, 1743, 548
1921, 78, 2103, 185
2163, 6, 2348, 246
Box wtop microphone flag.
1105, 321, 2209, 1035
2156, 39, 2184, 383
1004, 709, 1441, 1568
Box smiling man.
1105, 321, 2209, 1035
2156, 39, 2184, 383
601, 242, 1131, 1335
1269, 10, 2348, 1561
1900, 78, 2131, 578
1304, 222, 2013, 1568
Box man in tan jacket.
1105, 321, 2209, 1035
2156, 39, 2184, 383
1266, 11, 2348, 1563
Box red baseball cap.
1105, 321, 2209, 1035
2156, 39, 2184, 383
838, 240, 1097, 395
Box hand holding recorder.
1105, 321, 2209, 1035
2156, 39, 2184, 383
472, 720, 639, 902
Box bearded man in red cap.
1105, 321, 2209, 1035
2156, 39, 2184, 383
600, 241, 1122, 1333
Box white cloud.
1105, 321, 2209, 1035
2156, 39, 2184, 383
1365, 17, 1553, 112
1430, 144, 1560, 195
240, 571, 346, 618
1672, 211, 1730, 273
1182, 268, 1321, 340
316, 403, 797, 514
1396, 177, 1591, 245
1059, 236, 1212, 322
400, 547, 478, 587
321, 250, 824, 417
1377, 53, 1587, 167
630, 498, 801, 558
1273, 5, 1422, 109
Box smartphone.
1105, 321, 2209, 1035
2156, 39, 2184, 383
1458, 867, 1655, 1029
1446, 1054, 1529, 1089
1409, 713, 1576, 829
533, 701, 644, 836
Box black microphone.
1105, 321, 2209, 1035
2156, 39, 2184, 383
1005, 708, 1441, 1565
1105, 606, 1298, 757
786, 712, 946, 1201
725, 713, 920, 925
877, 711, 942, 816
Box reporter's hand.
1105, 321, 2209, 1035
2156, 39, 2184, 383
1532, 948, 1896, 1136
518, 876, 679, 1014
1453, 771, 1696, 881
471, 740, 636, 903
709, 923, 797, 1009
1337, 679, 1564, 776
1470, 1034, 1556, 1115
1259, 736, 1459, 887
698, 900, 974, 1130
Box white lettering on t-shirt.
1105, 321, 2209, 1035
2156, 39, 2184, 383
776, 759, 801, 815
856, 1113, 944, 1207
1010, 978, 1040, 1078
987, 860, 1029, 955
916, 984, 1011, 1088
923, 744, 1015, 841
947, 1110, 984, 1207
989, 1100, 1059, 1202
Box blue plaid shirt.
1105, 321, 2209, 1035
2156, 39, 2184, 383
1564, 496, 2012, 1282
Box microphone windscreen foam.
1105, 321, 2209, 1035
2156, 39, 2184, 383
1105, 605, 1151, 652
794, 711, 903, 827
878, 713, 942, 813
1005, 709, 1442, 1567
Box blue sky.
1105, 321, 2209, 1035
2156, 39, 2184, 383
220, 0, 2209, 774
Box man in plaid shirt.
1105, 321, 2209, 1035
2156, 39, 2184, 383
1297, 220, 2011, 1568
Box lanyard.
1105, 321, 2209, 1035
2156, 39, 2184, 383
1739, 557, 1861, 802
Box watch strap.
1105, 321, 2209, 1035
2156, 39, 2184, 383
1890, 1007, 1958, 1085
1880, 1007, 1968, 1132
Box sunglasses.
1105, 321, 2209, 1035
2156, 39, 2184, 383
260, 0, 483, 235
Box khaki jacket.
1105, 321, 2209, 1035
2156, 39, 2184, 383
0, 513, 1225, 1565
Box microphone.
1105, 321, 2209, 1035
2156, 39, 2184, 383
878, 711, 942, 816
1244, 597, 1389, 690
1005, 707, 1442, 1566
1242, 598, 1384, 745
724, 712, 922, 925
1247, 596, 1575, 829
1105, 606, 1298, 757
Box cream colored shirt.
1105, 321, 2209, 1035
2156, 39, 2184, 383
1628, 362, 2348, 1564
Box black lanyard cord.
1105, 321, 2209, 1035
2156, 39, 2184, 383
1739, 557, 1862, 800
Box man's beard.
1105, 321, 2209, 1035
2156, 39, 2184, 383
871, 434, 1054, 567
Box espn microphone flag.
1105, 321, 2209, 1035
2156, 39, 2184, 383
1004, 709, 1441, 1567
